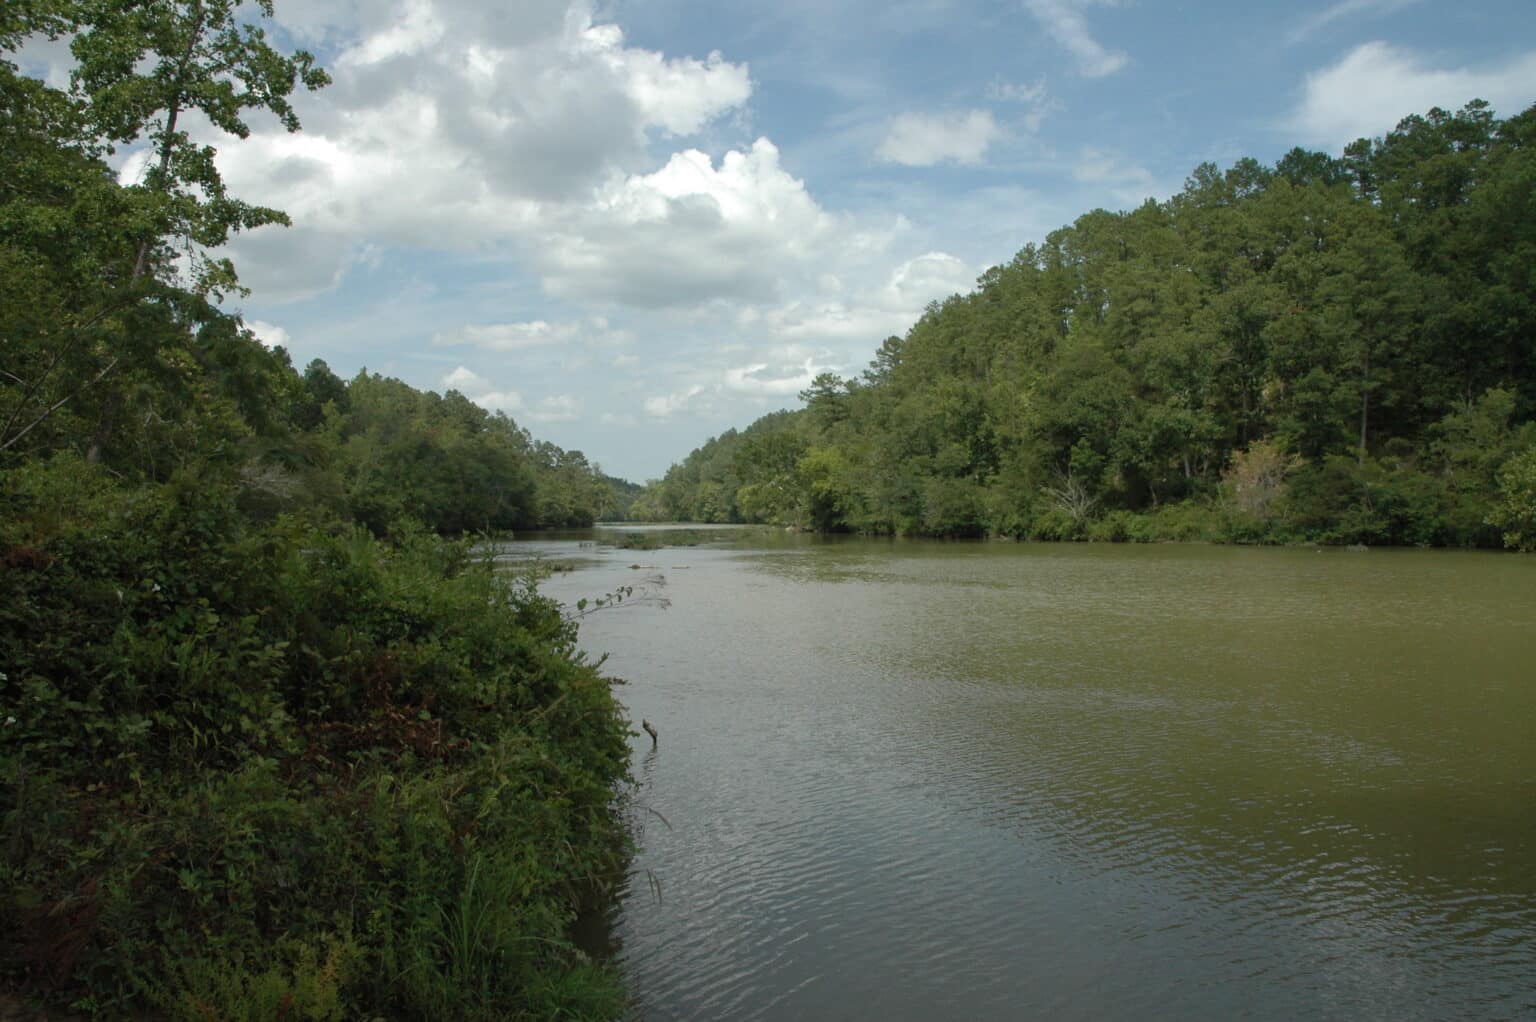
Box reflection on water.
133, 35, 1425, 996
531, 534, 1536, 1021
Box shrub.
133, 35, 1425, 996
1, 456, 632, 1019
1490, 445, 1536, 551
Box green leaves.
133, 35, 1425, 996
1490, 445, 1536, 551
1, 2, 333, 464
639, 99, 1536, 547
60, 0, 330, 290
1, 458, 633, 1015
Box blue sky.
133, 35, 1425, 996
25, 0, 1536, 480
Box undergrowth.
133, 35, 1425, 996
0, 455, 632, 1020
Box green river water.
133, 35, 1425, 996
520, 531, 1536, 1021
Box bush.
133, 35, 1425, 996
1085, 509, 1144, 542
1, 456, 632, 1019
1490, 445, 1536, 551
1282, 455, 1442, 546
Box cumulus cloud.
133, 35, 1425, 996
246, 319, 291, 349
535, 139, 853, 308
603, 41, 752, 136
203, 0, 948, 369
1022, 0, 1127, 78
440, 365, 523, 412
877, 110, 1000, 167
473, 391, 527, 413
753, 252, 974, 345
442, 365, 485, 390
886, 252, 973, 306
1287, 42, 1536, 146
211, 0, 753, 302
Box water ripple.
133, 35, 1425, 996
539, 539, 1536, 1021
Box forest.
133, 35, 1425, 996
636, 100, 1536, 550
3, 4, 633, 1019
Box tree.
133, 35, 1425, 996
68, 0, 329, 293
0, 2, 329, 464
1224, 439, 1301, 521
636, 99, 1536, 546
800, 371, 851, 433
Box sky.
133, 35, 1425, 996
20, 0, 1536, 481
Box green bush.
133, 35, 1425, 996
1, 456, 632, 1020
1490, 445, 1536, 551
1084, 509, 1141, 543
1282, 455, 1443, 546
1027, 506, 1088, 541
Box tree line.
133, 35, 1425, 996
3, 4, 632, 1018
276, 360, 638, 533
637, 100, 1536, 549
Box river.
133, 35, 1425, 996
515, 529, 1536, 1021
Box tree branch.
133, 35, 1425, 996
1, 358, 119, 453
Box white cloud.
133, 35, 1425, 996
1022, 0, 1127, 78
10, 32, 76, 88
644, 385, 706, 418
1287, 42, 1536, 146
246, 319, 290, 349
753, 252, 974, 345
886, 251, 973, 306
442, 365, 484, 390
876, 110, 1001, 166
724, 358, 823, 396
601, 43, 752, 136
526, 394, 582, 423
212, 0, 754, 302
1288, 0, 1423, 44
344, 0, 444, 64
440, 365, 523, 412
471, 391, 526, 413
434, 321, 578, 350
535, 138, 860, 308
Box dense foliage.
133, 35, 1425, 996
639, 100, 1536, 549
2, 4, 634, 1018
280, 362, 635, 534
1, 467, 631, 1019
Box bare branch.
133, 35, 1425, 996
1043, 471, 1099, 524
1, 357, 118, 453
